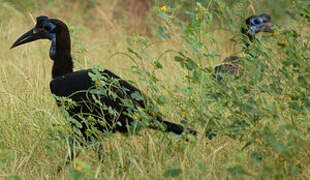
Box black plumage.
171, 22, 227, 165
213, 13, 274, 80
50, 69, 194, 136
11, 16, 197, 160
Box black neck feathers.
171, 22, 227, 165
50, 19, 74, 79
241, 27, 255, 42
52, 54, 74, 79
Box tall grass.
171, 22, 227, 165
0, 0, 309, 179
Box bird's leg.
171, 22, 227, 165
95, 143, 104, 163
57, 137, 81, 172
67, 144, 80, 164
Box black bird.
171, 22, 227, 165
213, 13, 274, 80
11, 16, 197, 160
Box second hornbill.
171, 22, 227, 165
11, 16, 197, 153
213, 13, 274, 80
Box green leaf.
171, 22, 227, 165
127, 48, 142, 60
227, 165, 250, 177
174, 56, 184, 63
251, 152, 263, 163
131, 91, 145, 101
157, 26, 170, 39
157, 96, 169, 105
69, 169, 83, 180
174, 56, 185, 68
154, 60, 163, 69
185, 58, 198, 71
163, 168, 182, 178
7, 175, 21, 180
193, 70, 201, 82
159, 11, 169, 21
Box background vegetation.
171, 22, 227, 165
0, 0, 309, 179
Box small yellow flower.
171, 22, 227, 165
200, 9, 205, 14
76, 166, 82, 172
160, 6, 167, 12
133, 112, 140, 120
273, 31, 280, 36
285, 131, 290, 139
183, 111, 187, 117
280, 39, 287, 44
95, 81, 101, 86
223, 77, 228, 82
255, 138, 261, 144
68, 98, 72, 102
276, 105, 281, 112
197, 63, 201, 68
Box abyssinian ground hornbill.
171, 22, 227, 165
11, 16, 197, 160
213, 13, 274, 80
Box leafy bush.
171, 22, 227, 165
0, 0, 309, 179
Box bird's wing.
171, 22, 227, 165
50, 69, 94, 98
100, 69, 147, 108
50, 68, 147, 108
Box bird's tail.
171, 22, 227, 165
162, 120, 198, 136
150, 117, 198, 136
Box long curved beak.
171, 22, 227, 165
10, 28, 50, 49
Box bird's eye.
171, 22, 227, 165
44, 25, 51, 31
253, 18, 262, 25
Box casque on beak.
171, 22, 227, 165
10, 27, 50, 49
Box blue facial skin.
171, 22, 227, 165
42, 22, 57, 59
250, 17, 264, 33
249, 17, 264, 40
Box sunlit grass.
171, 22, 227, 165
0, 0, 309, 179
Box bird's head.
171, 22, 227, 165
11, 16, 70, 60
242, 13, 274, 40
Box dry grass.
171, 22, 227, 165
1, 0, 309, 179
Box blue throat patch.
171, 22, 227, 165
49, 33, 56, 59
47, 22, 57, 59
